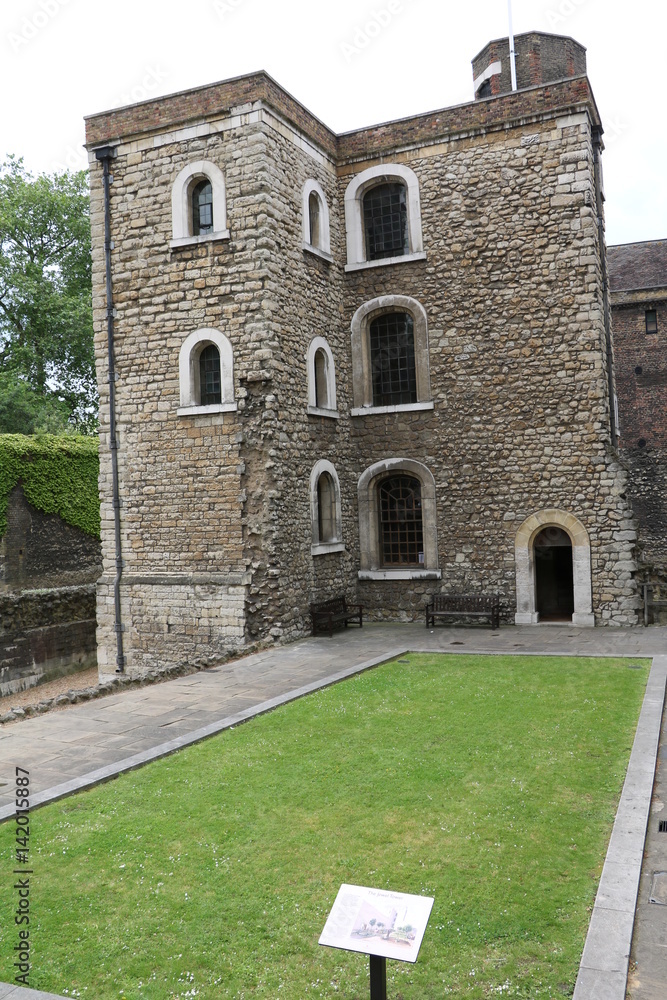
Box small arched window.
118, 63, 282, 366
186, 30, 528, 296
302, 179, 332, 260
192, 179, 213, 236
378, 475, 423, 566
309, 191, 321, 248
306, 337, 338, 418
317, 472, 336, 543
199, 344, 221, 404
171, 161, 229, 248
310, 460, 344, 555
363, 183, 408, 261
314, 349, 329, 408
178, 328, 237, 417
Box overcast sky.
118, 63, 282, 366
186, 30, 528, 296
1, 0, 665, 246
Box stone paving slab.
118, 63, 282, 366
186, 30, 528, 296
0, 623, 665, 999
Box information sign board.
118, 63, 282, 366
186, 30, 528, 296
319, 884, 434, 964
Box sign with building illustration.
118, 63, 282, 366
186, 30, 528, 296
319, 884, 434, 963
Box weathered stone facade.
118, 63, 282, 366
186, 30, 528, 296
86, 31, 641, 677
608, 241, 667, 620
0, 487, 100, 695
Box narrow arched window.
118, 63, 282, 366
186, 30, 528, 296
192, 179, 213, 236
309, 191, 321, 248
378, 475, 423, 566
370, 312, 416, 407
199, 344, 221, 405
317, 472, 336, 543
314, 349, 329, 409
363, 182, 408, 260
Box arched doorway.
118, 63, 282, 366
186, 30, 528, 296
514, 509, 594, 626
534, 526, 574, 621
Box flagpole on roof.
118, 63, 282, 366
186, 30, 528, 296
507, 0, 518, 90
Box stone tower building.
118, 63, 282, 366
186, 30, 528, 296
86, 30, 640, 678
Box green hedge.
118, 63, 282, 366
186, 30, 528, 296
0, 434, 100, 539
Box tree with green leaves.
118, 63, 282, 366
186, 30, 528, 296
0, 156, 96, 433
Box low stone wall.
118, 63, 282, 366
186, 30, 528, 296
0, 585, 97, 697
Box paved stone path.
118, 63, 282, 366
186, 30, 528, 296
0, 622, 665, 999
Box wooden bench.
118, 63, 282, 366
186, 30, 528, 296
426, 594, 500, 630
310, 595, 364, 637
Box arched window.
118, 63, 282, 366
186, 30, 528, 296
363, 183, 408, 261
317, 472, 336, 543
302, 179, 332, 260
192, 179, 213, 236
310, 460, 344, 555
306, 337, 338, 417
171, 160, 230, 248
309, 191, 321, 248
370, 312, 416, 406
199, 344, 221, 404
344, 163, 424, 270
314, 349, 329, 408
178, 328, 237, 417
357, 458, 440, 580
377, 474, 423, 566
350, 296, 431, 415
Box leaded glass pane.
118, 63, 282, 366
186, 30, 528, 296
199, 344, 221, 405
363, 182, 408, 260
370, 312, 416, 406
192, 180, 213, 235
378, 475, 423, 566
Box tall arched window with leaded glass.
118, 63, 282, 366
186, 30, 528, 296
192, 179, 213, 235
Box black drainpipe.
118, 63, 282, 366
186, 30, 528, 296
591, 124, 618, 447
95, 145, 125, 673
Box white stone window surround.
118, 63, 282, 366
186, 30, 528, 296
170, 160, 230, 248
357, 457, 441, 580
306, 336, 339, 418
302, 179, 332, 261
344, 162, 425, 271
177, 328, 237, 416
310, 459, 345, 556
473, 60, 502, 97
350, 295, 432, 415
514, 509, 594, 627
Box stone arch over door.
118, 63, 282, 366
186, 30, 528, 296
514, 509, 594, 626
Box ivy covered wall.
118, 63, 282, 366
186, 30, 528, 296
0, 434, 100, 539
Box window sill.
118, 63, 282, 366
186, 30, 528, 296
351, 401, 434, 417
177, 402, 238, 416
170, 230, 230, 249
345, 251, 426, 273
303, 242, 333, 263
358, 569, 441, 581
312, 542, 345, 556
307, 406, 339, 419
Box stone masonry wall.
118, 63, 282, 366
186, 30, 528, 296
87, 59, 640, 678
91, 122, 274, 675
0, 585, 97, 697
340, 111, 638, 624
0, 485, 101, 592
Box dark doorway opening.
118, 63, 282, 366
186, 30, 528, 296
534, 527, 574, 621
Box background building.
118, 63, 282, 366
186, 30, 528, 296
609, 240, 667, 620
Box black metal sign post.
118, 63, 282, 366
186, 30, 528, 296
369, 954, 387, 1000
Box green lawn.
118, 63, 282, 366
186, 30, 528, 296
1, 654, 650, 999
